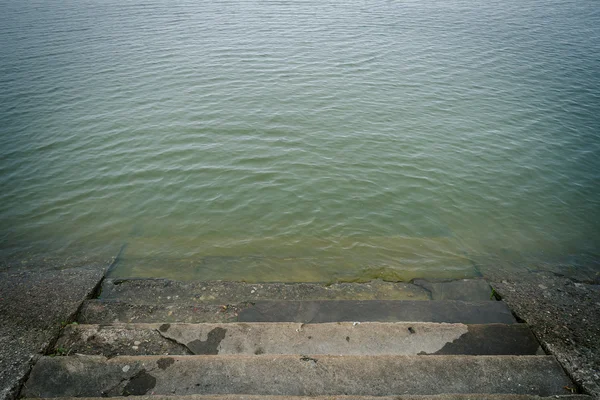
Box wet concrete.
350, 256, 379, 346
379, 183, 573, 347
99, 278, 432, 303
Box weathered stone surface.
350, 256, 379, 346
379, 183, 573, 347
80, 298, 515, 325
0, 265, 107, 400
55, 322, 542, 356
237, 300, 516, 324
421, 323, 543, 356
23, 355, 575, 397
99, 278, 431, 303
412, 279, 493, 301
486, 271, 600, 398
55, 323, 191, 357
20, 395, 594, 400
78, 300, 247, 324
79, 299, 515, 324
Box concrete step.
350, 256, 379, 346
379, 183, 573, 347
237, 300, 516, 324
110, 235, 479, 283
21, 395, 593, 400
99, 278, 494, 304
23, 355, 574, 397
80, 300, 515, 324
99, 278, 432, 302
56, 322, 542, 357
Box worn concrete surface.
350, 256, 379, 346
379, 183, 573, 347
55, 322, 542, 356
100, 278, 495, 303
19, 395, 593, 400
0, 265, 107, 400
79, 300, 248, 324
80, 298, 515, 324
100, 279, 433, 303
483, 269, 600, 398
23, 354, 574, 397
412, 279, 493, 301
6, 264, 595, 399
237, 300, 516, 324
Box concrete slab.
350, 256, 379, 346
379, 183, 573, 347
78, 300, 245, 324
22, 355, 574, 397
99, 278, 431, 303
0, 266, 107, 400
485, 270, 600, 398
79, 299, 516, 324
20, 395, 594, 400
237, 300, 516, 324
55, 322, 542, 357
412, 279, 493, 301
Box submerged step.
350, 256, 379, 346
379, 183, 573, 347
112, 236, 480, 283
56, 322, 542, 357
23, 355, 574, 397
79, 299, 514, 324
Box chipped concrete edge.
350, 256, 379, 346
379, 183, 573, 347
489, 277, 600, 399
1, 261, 113, 400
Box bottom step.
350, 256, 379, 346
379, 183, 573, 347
22, 395, 591, 400
23, 355, 575, 398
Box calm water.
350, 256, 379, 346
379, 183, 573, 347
1, 0, 599, 282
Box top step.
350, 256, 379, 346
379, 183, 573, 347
80, 299, 515, 324
99, 278, 494, 303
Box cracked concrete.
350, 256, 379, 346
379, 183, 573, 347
22, 354, 576, 397
490, 274, 600, 398
0, 264, 108, 400
478, 261, 600, 398
53, 322, 542, 356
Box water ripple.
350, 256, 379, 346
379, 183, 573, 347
0, 0, 599, 280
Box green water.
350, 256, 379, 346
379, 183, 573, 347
1, 0, 599, 281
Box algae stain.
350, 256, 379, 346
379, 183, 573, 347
187, 327, 227, 355
157, 357, 175, 370
123, 370, 156, 396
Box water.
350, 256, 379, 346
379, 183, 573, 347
1, 0, 599, 282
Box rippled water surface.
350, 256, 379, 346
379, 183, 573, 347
1, 0, 599, 281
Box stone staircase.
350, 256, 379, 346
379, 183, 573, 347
21, 278, 589, 399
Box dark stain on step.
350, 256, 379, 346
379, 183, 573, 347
123, 370, 156, 396
346, 336, 350, 342
157, 357, 175, 370
187, 327, 227, 354
159, 324, 170, 332
300, 355, 318, 363
418, 325, 541, 355
408, 327, 415, 334
254, 347, 264, 355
